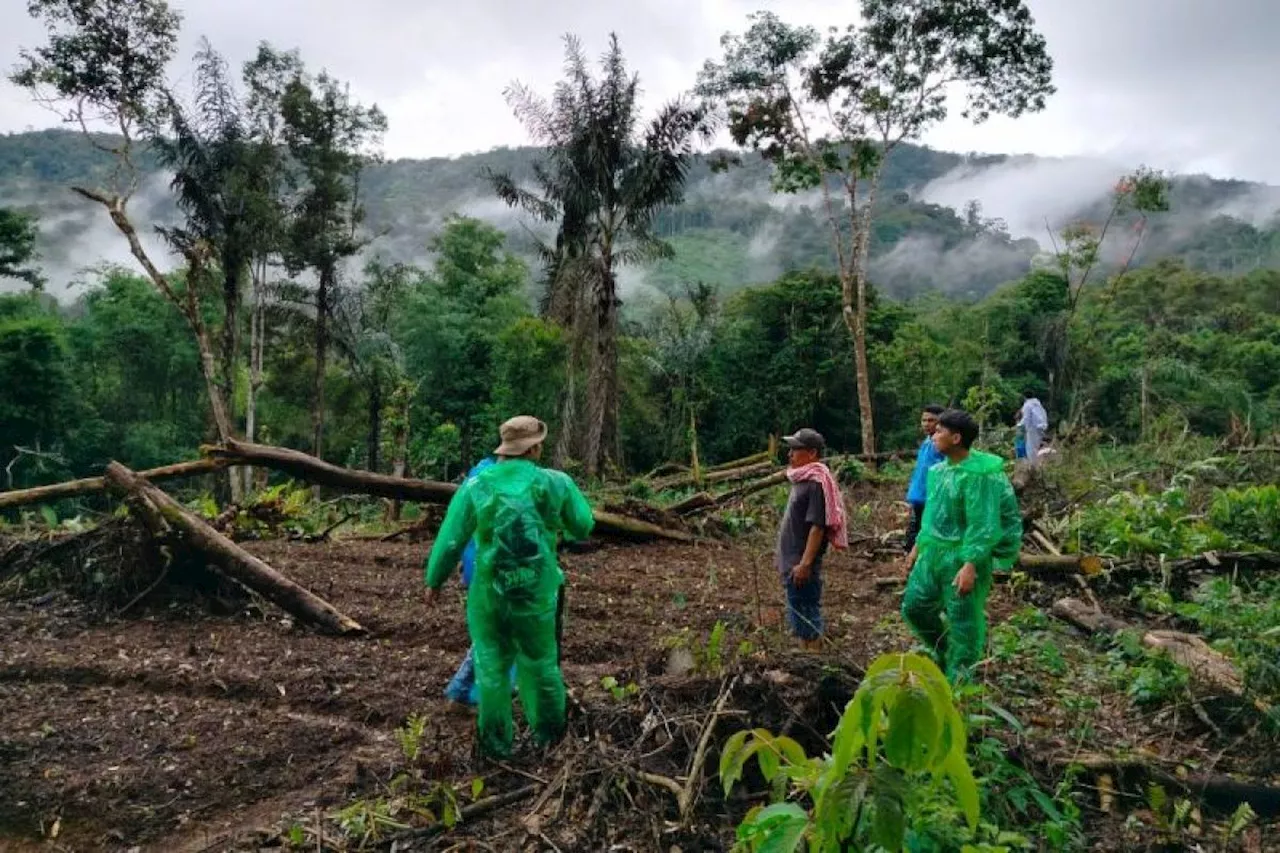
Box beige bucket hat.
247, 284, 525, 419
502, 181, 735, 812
494, 415, 548, 456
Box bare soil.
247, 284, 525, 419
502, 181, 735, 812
0, 526, 909, 852
3, 479, 1277, 851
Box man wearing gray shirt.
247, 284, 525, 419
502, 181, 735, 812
775, 428, 833, 649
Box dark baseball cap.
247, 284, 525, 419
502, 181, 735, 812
783, 428, 825, 450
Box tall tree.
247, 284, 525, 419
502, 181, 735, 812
0, 208, 44, 289
333, 258, 417, 472
151, 39, 278, 433
278, 69, 386, 459
11, 0, 247, 494
698, 2, 1055, 454
239, 43, 303, 491
489, 34, 711, 476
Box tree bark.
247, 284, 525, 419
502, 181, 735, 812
103, 461, 364, 636
1016, 553, 1104, 575
0, 459, 228, 511
367, 380, 382, 473
584, 256, 619, 478
312, 264, 332, 460
386, 381, 411, 521
1046, 752, 1280, 818
244, 267, 266, 496
651, 461, 775, 492
1051, 597, 1263, 710
204, 440, 694, 542
843, 174, 882, 458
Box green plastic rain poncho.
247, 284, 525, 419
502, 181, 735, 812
901, 449, 1022, 682
424, 459, 594, 758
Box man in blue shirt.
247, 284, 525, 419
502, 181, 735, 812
905, 405, 946, 551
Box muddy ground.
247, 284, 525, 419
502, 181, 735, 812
0, 521, 921, 852
4, 482, 1276, 852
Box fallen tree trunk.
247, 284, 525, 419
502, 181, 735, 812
1017, 553, 1104, 576
1053, 751, 1280, 818
0, 458, 228, 511
206, 440, 458, 503
1166, 550, 1280, 575
669, 492, 716, 516
104, 461, 365, 636
702, 450, 771, 474
204, 440, 693, 543
651, 461, 775, 492
704, 470, 789, 509
1051, 597, 1265, 710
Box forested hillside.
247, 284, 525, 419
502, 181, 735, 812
2, 128, 1278, 302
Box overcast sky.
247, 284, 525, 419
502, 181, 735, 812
1, 0, 1277, 183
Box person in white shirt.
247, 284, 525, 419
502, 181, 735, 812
1018, 391, 1050, 466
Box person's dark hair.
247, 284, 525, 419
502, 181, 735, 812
1023, 389, 1038, 400
923, 404, 945, 415
937, 409, 980, 449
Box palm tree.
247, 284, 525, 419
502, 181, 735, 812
151, 40, 270, 420
488, 34, 712, 477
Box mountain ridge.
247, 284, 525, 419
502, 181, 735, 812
2, 128, 1278, 301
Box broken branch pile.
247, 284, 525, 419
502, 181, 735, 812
0, 441, 707, 632
370, 655, 861, 851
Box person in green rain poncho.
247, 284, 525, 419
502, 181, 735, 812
901, 408, 1022, 682
423, 416, 594, 759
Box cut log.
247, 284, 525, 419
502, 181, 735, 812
703, 450, 772, 474
0, 458, 228, 511
104, 461, 365, 636
1166, 551, 1280, 575
709, 470, 789, 508
651, 460, 775, 492
669, 492, 716, 516
1017, 553, 1104, 576
206, 440, 458, 503
204, 440, 694, 543
1053, 752, 1280, 818
592, 510, 696, 543
1051, 597, 1264, 710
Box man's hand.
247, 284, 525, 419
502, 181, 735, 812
791, 562, 812, 587
903, 546, 918, 574
423, 586, 439, 607
952, 563, 977, 595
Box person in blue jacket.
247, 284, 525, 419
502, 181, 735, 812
442, 456, 516, 705
904, 405, 946, 552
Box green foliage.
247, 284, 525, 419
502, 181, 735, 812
1073, 477, 1278, 559
0, 305, 76, 459
12, 0, 180, 136
398, 217, 531, 461
721, 652, 980, 852
0, 208, 43, 288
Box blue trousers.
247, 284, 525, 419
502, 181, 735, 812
783, 573, 823, 640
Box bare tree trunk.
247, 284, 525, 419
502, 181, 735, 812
244, 263, 266, 496
848, 180, 880, 457
554, 368, 578, 469
312, 265, 332, 460
367, 380, 382, 473
387, 382, 410, 522
583, 262, 619, 478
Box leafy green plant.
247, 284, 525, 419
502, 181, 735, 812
600, 675, 639, 701
720, 652, 979, 852
395, 712, 428, 763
